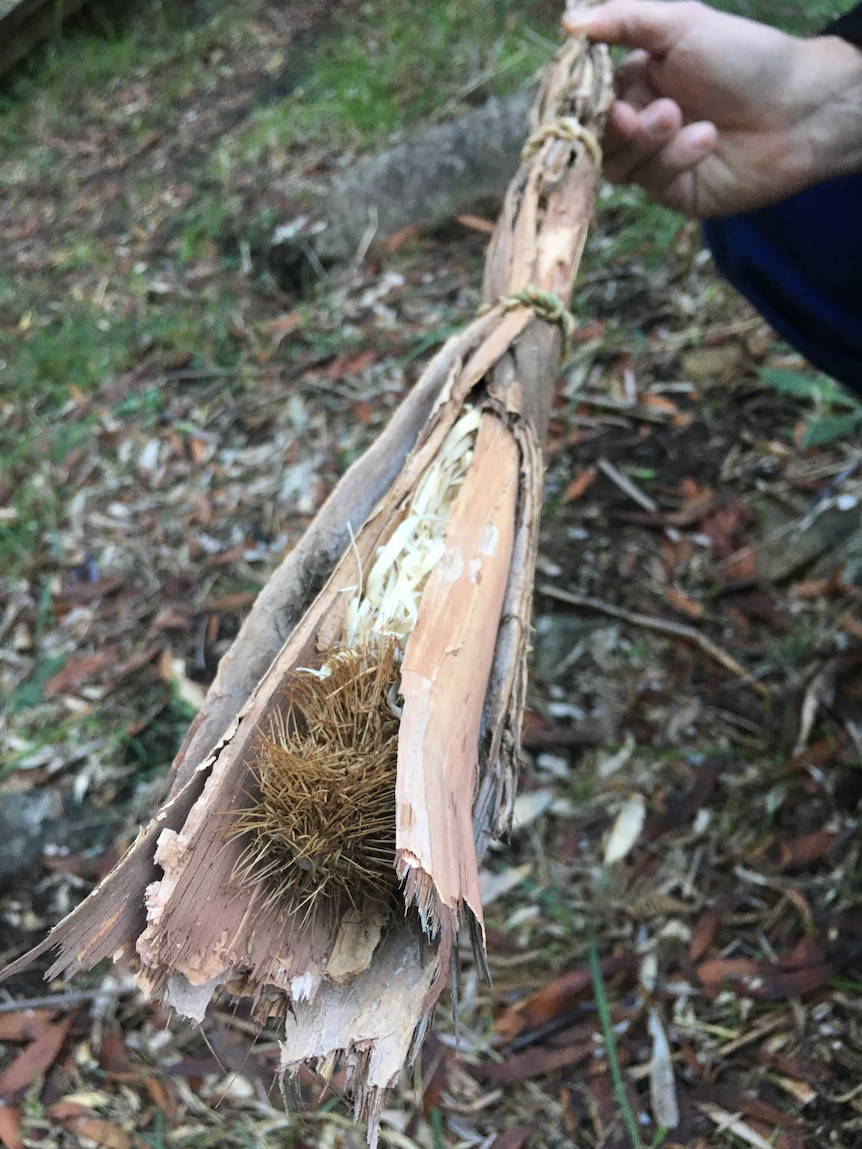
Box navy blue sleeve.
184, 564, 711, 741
700, 5, 862, 395
824, 3, 862, 48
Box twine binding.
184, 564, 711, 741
521, 115, 603, 169
478, 285, 576, 345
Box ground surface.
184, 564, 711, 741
1, 2, 861, 1148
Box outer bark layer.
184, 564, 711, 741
2, 32, 612, 1141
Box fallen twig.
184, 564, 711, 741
0, 985, 135, 1013
538, 584, 770, 697
597, 457, 658, 513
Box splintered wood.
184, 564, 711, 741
2, 31, 612, 1142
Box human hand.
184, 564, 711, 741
564, 0, 862, 217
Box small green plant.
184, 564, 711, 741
760, 366, 862, 446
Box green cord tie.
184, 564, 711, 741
521, 116, 603, 170
478, 285, 576, 345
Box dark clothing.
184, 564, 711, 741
702, 4, 862, 394
702, 174, 862, 394
825, 2, 862, 48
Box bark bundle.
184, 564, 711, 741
2, 33, 612, 1142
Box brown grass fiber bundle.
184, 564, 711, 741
2, 28, 613, 1143
230, 641, 402, 922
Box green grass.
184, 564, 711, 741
760, 367, 862, 445
214, 0, 558, 172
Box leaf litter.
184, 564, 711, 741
2, 3, 862, 1148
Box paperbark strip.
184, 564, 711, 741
397, 413, 520, 936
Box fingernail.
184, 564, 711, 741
563, 7, 592, 30
644, 114, 669, 138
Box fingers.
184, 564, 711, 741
563, 0, 703, 56
614, 50, 658, 111
605, 109, 718, 215
602, 98, 683, 182
630, 121, 717, 196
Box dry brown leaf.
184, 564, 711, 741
0, 1014, 74, 1101
474, 1040, 593, 1083
455, 213, 496, 235
43, 647, 121, 698
663, 586, 703, 621
778, 829, 836, 870
561, 467, 596, 505
55, 1115, 131, 1149
0, 1010, 58, 1044
494, 953, 636, 1043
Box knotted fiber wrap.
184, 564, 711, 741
1, 32, 612, 1142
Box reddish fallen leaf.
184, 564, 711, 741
697, 1087, 796, 1129
455, 213, 495, 235
521, 710, 602, 748
418, 1033, 448, 1115
723, 546, 757, 583
150, 605, 195, 632
343, 349, 379, 375
494, 953, 636, 1043
779, 829, 836, 871
188, 436, 211, 466
664, 585, 703, 620
383, 223, 422, 251
47, 1101, 91, 1122
43, 847, 119, 881
729, 588, 788, 630
841, 614, 862, 642
571, 319, 607, 344
147, 1076, 178, 1121
696, 957, 835, 1001
0, 1105, 23, 1149
643, 759, 719, 844
561, 467, 596, 505
113, 644, 163, 681
352, 400, 376, 426
53, 575, 124, 605
0, 1011, 57, 1044
752, 1049, 833, 1084
776, 1131, 806, 1149
641, 392, 690, 427
689, 899, 731, 963
792, 569, 849, 599
475, 1040, 593, 1083
780, 886, 814, 932
783, 737, 840, 773
260, 312, 303, 346
98, 1022, 133, 1077
587, 1060, 637, 1149
55, 1114, 130, 1149
781, 934, 827, 969
680, 477, 711, 501
0, 1014, 74, 1100
43, 647, 120, 698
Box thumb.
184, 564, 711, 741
563, 0, 695, 56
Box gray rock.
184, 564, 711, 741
0, 791, 114, 885
0, 790, 64, 884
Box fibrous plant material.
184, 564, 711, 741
230, 642, 403, 923
2, 27, 612, 1142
